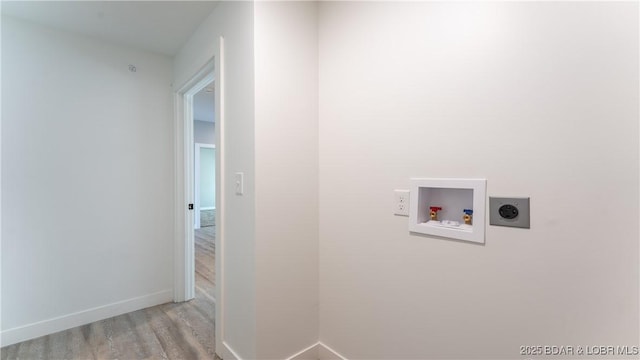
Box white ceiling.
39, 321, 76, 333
194, 85, 215, 123
1, 1, 220, 56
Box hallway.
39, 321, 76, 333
0, 228, 216, 360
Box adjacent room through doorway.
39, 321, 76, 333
193, 82, 216, 304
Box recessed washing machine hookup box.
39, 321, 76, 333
409, 178, 486, 244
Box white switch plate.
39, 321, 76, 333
393, 190, 410, 216
235, 172, 244, 195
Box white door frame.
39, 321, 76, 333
174, 37, 226, 358
194, 143, 216, 229
175, 66, 214, 302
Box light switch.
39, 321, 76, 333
235, 172, 244, 195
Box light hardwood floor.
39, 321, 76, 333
195, 226, 215, 303
1, 226, 217, 360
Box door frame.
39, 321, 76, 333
174, 37, 226, 358
174, 66, 214, 302
194, 143, 216, 230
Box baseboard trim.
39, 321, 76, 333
286, 341, 348, 360
286, 342, 319, 360
0, 289, 173, 347
318, 342, 348, 360
222, 341, 244, 360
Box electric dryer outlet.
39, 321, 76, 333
489, 197, 530, 228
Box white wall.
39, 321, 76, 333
195, 120, 215, 145
177, 3, 320, 358
318, 2, 638, 359
4, 3, 637, 358
254, 1, 319, 359
173, 2, 256, 359
1, 16, 174, 345
199, 147, 216, 210
194, 119, 216, 213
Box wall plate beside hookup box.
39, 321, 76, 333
393, 189, 410, 216
489, 197, 530, 228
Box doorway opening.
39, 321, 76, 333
175, 63, 215, 303
173, 62, 217, 356
175, 43, 225, 356
193, 84, 216, 303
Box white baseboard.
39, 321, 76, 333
222, 341, 244, 360
318, 342, 348, 360
0, 289, 173, 347
287, 342, 319, 360
221, 340, 346, 360
287, 341, 347, 360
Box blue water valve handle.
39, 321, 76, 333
463, 209, 473, 215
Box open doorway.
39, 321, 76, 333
172, 68, 218, 355
175, 51, 224, 355
175, 64, 215, 304
193, 84, 216, 302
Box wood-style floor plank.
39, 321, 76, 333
195, 226, 216, 304
84, 321, 112, 359
0, 226, 217, 360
